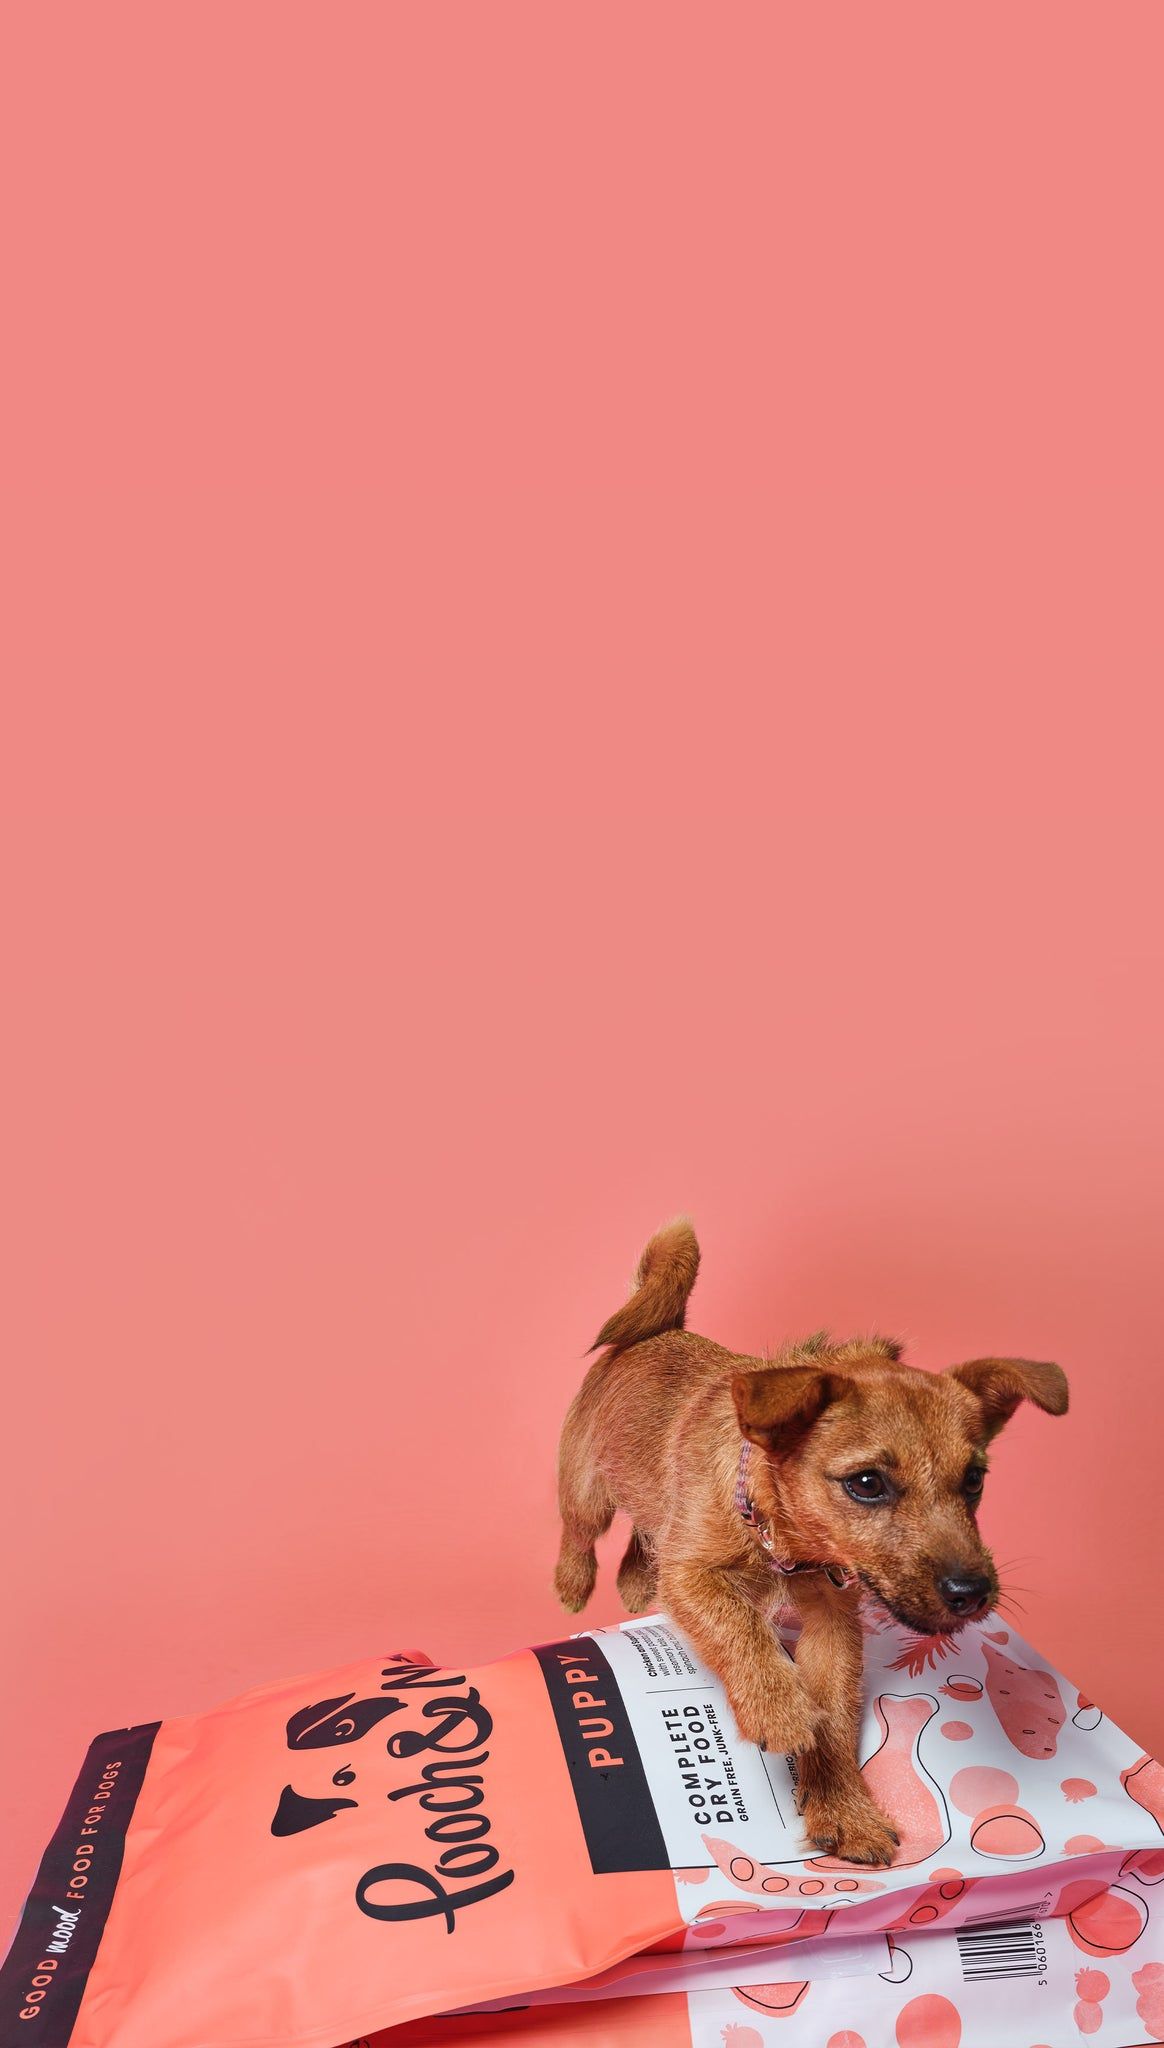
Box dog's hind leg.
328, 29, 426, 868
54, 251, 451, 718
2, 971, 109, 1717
616, 1527, 657, 1613
554, 1447, 615, 1614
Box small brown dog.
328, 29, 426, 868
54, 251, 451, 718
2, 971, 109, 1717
555, 1219, 1068, 1865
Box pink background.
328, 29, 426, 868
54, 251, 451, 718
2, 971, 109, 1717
3, 6, 1163, 1938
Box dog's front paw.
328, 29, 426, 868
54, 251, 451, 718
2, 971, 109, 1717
729, 1683, 824, 1758
802, 1791, 900, 1867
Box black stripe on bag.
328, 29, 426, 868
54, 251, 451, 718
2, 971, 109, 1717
956, 1919, 1041, 1980
532, 1638, 668, 1874
0, 1722, 160, 2047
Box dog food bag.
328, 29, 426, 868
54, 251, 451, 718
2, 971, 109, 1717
379, 1855, 1164, 2047
2, 1613, 1161, 2048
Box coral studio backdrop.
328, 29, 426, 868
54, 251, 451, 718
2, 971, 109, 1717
2, 0, 1163, 1951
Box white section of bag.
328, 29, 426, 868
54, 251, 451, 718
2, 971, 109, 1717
685, 1869, 1162, 2048
577, 1608, 1155, 1922
595, 1617, 802, 1870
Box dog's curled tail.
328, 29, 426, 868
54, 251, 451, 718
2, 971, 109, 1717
589, 1218, 700, 1352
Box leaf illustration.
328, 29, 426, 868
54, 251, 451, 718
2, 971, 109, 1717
887, 1632, 957, 1677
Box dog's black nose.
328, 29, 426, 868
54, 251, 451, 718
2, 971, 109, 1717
938, 1572, 992, 1617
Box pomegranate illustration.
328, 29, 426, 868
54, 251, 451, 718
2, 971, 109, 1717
1073, 1966, 1110, 2034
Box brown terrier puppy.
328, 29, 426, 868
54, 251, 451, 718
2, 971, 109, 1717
555, 1219, 1068, 1866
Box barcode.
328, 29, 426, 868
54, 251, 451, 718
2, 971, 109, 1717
957, 1920, 1039, 1980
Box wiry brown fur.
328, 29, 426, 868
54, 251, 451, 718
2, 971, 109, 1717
555, 1220, 1068, 1866
589, 1218, 701, 1353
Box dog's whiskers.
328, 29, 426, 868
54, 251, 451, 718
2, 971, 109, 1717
994, 1593, 1030, 1621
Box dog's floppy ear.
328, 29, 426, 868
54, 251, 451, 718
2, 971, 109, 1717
732, 1367, 845, 1457
947, 1357, 1068, 1441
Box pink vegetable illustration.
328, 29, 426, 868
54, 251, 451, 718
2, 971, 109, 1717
970, 1803, 1045, 1858
1123, 1756, 1164, 1836
941, 1676, 984, 1703
732, 1981, 811, 2017
812, 1695, 948, 1870
862, 1697, 948, 1862
895, 1993, 962, 2048
982, 1640, 1066, 1758
888, 1872, 980, 1929
685, 1902, 807, 1945
702, 1835, 883, 1896
1132, 1962, 1164, 2041
1073, 1965, 1110, 2034
1076, 1969, 1110, 1997
949, 1764, 1044, 1859
1067, 1884, 1148, 1957
688, 1903, 833, 1946
887, 1633, 957, 1678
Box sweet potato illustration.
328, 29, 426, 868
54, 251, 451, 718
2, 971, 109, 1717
1123, 1756, 1164, 1837
981, 1640, 1065, 1758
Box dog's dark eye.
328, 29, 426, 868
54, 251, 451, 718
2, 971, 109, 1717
843, 1471, 890, 1504
963, 1466, 986, 1500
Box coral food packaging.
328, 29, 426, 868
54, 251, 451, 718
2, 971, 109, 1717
3, 1611, 1163, 2048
